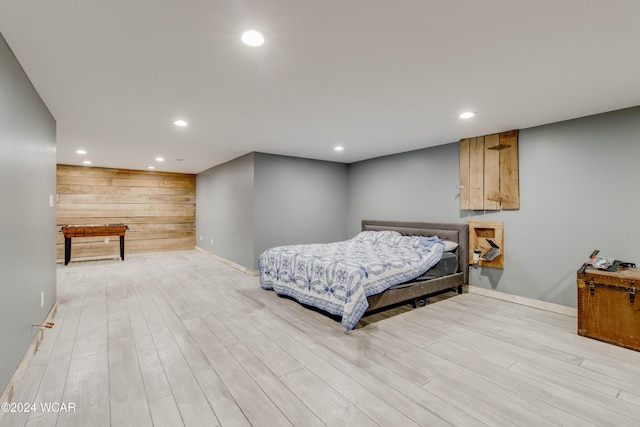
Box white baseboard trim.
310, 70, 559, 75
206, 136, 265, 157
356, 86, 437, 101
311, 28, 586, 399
195, 246, 259, 276
468, 286, 577, 317
0, 302, 58, 422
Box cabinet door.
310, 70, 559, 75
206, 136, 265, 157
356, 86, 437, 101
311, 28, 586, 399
459, 130, 519, 211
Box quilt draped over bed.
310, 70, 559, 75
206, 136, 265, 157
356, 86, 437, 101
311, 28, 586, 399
259, 231, 445, 330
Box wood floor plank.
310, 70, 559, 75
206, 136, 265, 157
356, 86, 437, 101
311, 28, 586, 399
424, 339, 631, 426
57, 352, 110, 427
335, 332, 432, 387
125, 284, 173, 402
278, 369, 378, 426
148, 395, 188, 427
243, 303, 319, 349
6, 250, 640, 427
378, 310, 450, 346
425, 375, 553, 427
135, 281, 220, 427
579, 357, 640, 391
225, 319, 303, 378
442, 324, 633, 398
107, 315, 153, 427
508, 360, 640, 421
252, 318, 430, 427
23, 413, 57, 427
161, 320, 249, 427
618, 389, 640, 407
71, 291, 108, 360
182, 317, 291, 427
421, 340, 584, 426
200, 315, 240, 346
465, 318, 586, 365
335, 327, 441, 383
149, 284, 255, 426
309, 339, 478, 426
240, 288, 312, 327
226, 342, 325, 427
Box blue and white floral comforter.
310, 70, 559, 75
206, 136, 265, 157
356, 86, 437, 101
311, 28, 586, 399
259, 231, 445, 330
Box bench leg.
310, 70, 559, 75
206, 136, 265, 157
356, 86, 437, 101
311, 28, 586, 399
64, 238, 71, 265
120, 236, 125, 261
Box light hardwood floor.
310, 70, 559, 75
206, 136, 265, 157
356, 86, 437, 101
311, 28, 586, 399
2, 250, 640, 426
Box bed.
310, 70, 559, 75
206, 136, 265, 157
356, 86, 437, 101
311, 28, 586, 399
259, 220, 468, 330
360, 220, 468, 313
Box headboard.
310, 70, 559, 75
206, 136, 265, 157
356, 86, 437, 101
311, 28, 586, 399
361, 220, 469, 285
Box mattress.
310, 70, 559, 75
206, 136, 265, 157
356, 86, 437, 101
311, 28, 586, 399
386, 252, 458, 290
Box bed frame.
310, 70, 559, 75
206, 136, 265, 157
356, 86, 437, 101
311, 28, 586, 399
361, 220, 469, 313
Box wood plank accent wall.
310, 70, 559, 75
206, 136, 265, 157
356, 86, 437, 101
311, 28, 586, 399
56, 165, 195, 261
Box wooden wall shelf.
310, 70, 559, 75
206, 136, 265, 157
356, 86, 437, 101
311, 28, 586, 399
468, 220, 504, 269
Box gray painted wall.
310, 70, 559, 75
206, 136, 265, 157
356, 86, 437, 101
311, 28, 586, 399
0, 33, 57, 393
196, 152, 348, 271
196, 153, 255, 269
347, 106, 640, 307
253, 153, 348, 268
346, 143, 461, 231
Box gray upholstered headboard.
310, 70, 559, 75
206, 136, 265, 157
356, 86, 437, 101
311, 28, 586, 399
361, 220, 468, 285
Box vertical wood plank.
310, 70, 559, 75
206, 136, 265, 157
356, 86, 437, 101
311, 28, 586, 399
459, 139, 470, 209
483, 133, 501, 210
499, 130, 520, 209
469, 137, 485, 210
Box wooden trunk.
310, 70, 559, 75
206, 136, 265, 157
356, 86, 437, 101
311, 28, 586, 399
577, 268, 640, 351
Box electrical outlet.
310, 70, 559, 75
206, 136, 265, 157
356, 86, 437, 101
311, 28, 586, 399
200, 235, 202, 241
41, 291, 44, 308
49, 195, 54, 208
104, 237, 109, 243
211, 238, 214, 245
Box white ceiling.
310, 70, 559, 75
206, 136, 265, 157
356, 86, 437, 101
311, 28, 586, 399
1, 1, 639, 174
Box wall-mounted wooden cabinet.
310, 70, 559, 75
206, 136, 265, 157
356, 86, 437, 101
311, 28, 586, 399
460, 130, 519, 210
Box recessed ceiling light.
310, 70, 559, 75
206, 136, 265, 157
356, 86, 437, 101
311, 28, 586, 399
82, 160, 92, 165
459, 112, 475, 119
334, 146, 344, 152
241, 30, 265, 47
155, 157, 165, 162
76, 149, 87, 155
174, 120, 188, 127
148, 166, 155, 170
